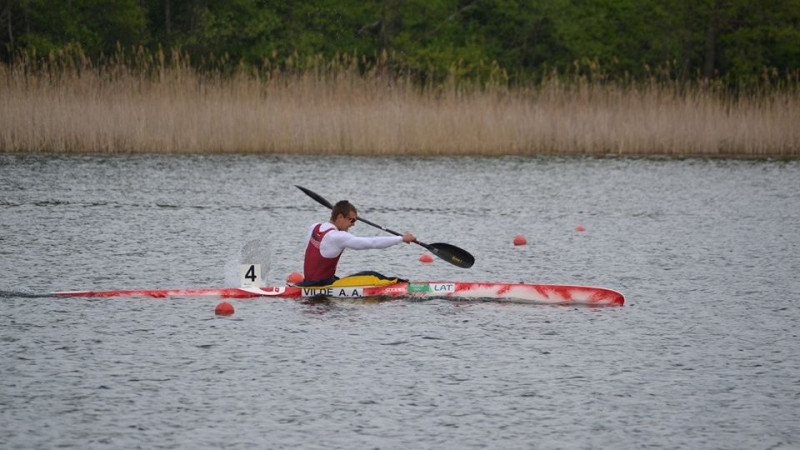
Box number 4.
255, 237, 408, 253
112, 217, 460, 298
240, 264, 261, 287
245, 265, 257, 282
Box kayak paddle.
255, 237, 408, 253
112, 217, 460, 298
296, 185, 475, 268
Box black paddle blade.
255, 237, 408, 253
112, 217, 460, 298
296, 185, 476, 268
296, 185, 333, 209
426, 242, 475, 268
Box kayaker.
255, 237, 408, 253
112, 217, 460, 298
300, 200, 416, 286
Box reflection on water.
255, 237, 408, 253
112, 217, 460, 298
1, 154, 799, 449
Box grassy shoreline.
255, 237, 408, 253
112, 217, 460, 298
2, 61, 798, 158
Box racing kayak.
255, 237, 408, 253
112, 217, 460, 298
53, 281, 624, 306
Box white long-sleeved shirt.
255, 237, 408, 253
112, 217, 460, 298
306, 222, 404, 258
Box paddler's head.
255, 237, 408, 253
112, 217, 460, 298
330, 200, 358, 231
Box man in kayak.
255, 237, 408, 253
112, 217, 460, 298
300, 200, 416, 286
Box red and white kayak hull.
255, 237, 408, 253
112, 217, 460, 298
53, 282, 624, 306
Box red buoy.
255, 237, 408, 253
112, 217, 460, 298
419, 254, 434, 263
287, 272, 304, 284
513, 234, 527, 246
215, 302, 234, 316
575, 225, 586, 232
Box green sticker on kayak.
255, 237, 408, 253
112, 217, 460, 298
407, 283, 431, 293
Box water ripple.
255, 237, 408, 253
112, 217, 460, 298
1, 155, 799, 449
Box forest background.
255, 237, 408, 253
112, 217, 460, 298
2, 0, 799, 157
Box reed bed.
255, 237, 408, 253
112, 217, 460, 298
1, 55, 798, 158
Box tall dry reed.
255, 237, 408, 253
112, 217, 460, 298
1, 53, 798, 157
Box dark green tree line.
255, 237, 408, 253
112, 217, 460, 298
2, 0, 798, 85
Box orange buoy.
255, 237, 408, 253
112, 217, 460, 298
513, 234, 527, 246
575, 225, 586, 232
419, 254, 434, 263
215, 302, 234, 316
287, 272, 304, 284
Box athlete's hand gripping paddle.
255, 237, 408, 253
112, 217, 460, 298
296, 185, 475, 268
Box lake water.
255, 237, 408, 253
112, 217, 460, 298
1, 154, 799, 449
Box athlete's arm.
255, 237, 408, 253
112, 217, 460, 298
320, 231, 403, 258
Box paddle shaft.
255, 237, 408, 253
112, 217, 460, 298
295, 185, 474, 268
297, 185, 419, 243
